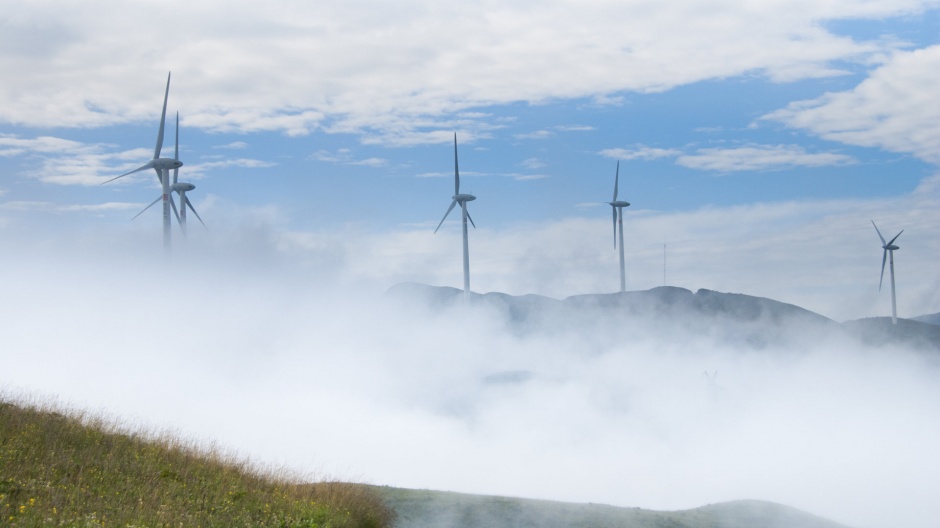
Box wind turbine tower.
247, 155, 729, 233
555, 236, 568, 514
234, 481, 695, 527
169, 114, 207, 235
608, 161, 630, 292
872, 220, 903, 325
101, 72, 182, 251
434, 134, 477, 298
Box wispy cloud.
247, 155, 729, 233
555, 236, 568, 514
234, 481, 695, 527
349, 157, 388, 168
0, 200, 140, 213
599, 144, 855, 172
312, 148, 387, 167
521, 158, 546, 170
0, 135, 98, 157
215, 141, 249, 150
513, 130, 554, 140
676, 145, 855, 172
185, 158, 277, 179
599, 146, 681, 161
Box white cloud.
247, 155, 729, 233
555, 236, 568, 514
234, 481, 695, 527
513, 130, 554, 140
349, 157, 388, 168
215, 141, 249, 149
765, 45, 940, 164
184, 158, 277, 179
0, 135, 96, 157
676, 144, 856, 172
0, 1, 929, 140
0, 200, 139, 214
599, 144, 855, 171
521, 158, 546, 170
312, 149, 387, 167
600, 146, 682, 161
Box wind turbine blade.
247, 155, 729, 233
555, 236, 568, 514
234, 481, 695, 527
613, 161, 619, 201
154, 72, 171, 160
454, 133, 460, 195
100, 162, 154, 185
434, 199, 458, 234
879, 249, 887, 291
871, 220, 886, 246
611, 206, 617, 248
887, 230, 903, 246
466, 208, 476, 229
184, 196, 207, 229
169, 194, 181, 224
173, 112, 179, 184
131, 195, 162, 220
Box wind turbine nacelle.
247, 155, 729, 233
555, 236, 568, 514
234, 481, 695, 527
172, 182, 196, 192
610, 200, 630, 208
154, 158, 184, 170
884, 244, 899, 251
454, 193, 476, 202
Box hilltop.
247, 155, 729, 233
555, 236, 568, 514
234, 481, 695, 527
387, 283, 940, 352
378, 487, 851, 528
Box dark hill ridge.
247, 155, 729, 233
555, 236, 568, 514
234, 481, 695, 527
913, 311, 940, 325
387, 283, 940, 352
378, 487, 852, 528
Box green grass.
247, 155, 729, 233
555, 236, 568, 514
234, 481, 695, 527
0, 397, 394, 528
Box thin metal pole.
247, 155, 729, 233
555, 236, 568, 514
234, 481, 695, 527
889, 250, 897, 324
461, 201, 470, 298
617, 207, 625, 293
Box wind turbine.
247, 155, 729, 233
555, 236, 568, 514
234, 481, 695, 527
872, 220, 903, 325
434, 134, 476, 298
101, 72, 181, 250
168, 114, 206, 235
608, 161, 630, 292
130, 112, 206, 236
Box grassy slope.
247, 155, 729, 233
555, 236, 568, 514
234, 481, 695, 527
0, 399, 394, 528
378, 488, 853, 528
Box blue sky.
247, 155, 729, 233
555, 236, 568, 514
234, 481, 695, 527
1, 0, 939, 319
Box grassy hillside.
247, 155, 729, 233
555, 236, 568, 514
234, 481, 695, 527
378, 488, 852, 528
0, 398, 394, 528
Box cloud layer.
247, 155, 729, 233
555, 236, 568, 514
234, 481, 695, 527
1, 1, 935, 145
1, 243, 938, 528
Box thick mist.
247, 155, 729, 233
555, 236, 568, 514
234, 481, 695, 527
1, 240, 939, 528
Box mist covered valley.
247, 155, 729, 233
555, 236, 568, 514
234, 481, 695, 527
1, 246, 939, 528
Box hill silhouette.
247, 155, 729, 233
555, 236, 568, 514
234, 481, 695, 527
379, 488, 851, 528
387, 283, 940, 352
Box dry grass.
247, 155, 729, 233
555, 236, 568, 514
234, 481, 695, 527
0, 395, 394, 528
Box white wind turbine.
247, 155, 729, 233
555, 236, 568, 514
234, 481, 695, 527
101, 72, 181, 250
872, 220, 903, 325
608, 161, 630, 292
130, 112, 206, 236
168, 114, 206, 235
434, 134, 477, 298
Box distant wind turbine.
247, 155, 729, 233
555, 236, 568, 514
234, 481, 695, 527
433, 134, 477, 298
169, 114, 206, 235
608, 161, 630, 292
872, 220, 903, 325
131, 113, 206, 236
101, 72, 181, 250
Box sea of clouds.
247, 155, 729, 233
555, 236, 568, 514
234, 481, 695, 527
1, 231, 939, 528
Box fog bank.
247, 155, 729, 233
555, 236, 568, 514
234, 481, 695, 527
1, 246, 939, 528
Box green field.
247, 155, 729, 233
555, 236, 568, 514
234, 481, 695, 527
0, 398, 394, 528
